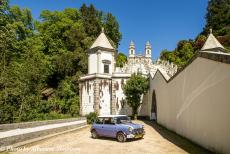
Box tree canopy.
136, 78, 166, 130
123, 74, 149, 119
160, 0, 230, 68
0, 1, 122, 124
116, 52, 127, 67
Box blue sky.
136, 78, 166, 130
10, 0, 208, 59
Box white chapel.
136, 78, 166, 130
79, 29, 177, 118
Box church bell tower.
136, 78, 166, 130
145, 41, 151, 58
129, 41, 135, 57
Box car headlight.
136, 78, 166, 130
128, 127, 133, 132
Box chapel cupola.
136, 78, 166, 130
88, 27, 115, 75
129, 41, 135, 57
145, 41, 152, 58
90, 27, 114, 50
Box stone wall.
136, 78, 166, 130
0, 117, 85, 132
0, 118, 86, 149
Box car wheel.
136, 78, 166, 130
91, 130, 98, 139
117, 132, 126, 142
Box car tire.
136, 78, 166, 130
91, 130, 98, 139
117, 132, 126, 142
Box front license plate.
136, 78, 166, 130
135, 134, 143, 138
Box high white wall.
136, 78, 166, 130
149, 57, 230, 154
138, 94, 149, 117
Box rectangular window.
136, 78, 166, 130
104, 64, 109, 73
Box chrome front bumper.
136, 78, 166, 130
126, 133, 144, 139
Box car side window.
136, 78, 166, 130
104, 118, 115, 125
95, 118, 103, 124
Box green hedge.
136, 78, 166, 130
86, 112, 98, 124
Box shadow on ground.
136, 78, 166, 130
142, 120, 215, 154
92, 136, 143, 143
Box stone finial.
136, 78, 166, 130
210, 28, 212, 34
201, 28, 225, 51
130, 40, 135, 46
90, 27, 114, 49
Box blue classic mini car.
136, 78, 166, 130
90, 115, 145, 142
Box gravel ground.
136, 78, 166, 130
9, 120, 213, 154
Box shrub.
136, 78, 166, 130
86, 112, 98, 124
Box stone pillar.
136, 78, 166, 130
112, 53, 115, 73
93, 79, 100, 114
97, 51, 101, 74
88, 53, 90, 74
111, 79, 117, 114
79, 82, 83, 116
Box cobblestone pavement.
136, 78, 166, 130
10, 120, 212, 154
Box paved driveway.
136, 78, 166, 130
10, 120, 212, 154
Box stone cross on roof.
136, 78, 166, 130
90, 27, 114, 50
201, 29, 225, 52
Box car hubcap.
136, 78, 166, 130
118, 134, 124, 142
92, 131, 96, 138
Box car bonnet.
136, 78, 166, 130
119, 122, 142, 129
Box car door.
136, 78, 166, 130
101, 118, 117, 138
94, 118, 104, 136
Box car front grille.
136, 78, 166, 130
132, 128, 144, 135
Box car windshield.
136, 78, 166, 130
116, 116, 131, 124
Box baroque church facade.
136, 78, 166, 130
79, 29, 177, 118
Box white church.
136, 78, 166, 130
79, 28, 177, 118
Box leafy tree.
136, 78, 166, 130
80, 4, 102, 38
104, 13, 122, 48
194, 35, 206, 51
160, 0, 230, 68
0, 2, 122, 123
123, 74, 149, 120
80, 4, 121, 48
202, 0, 230, 50
116, 52, 127, 67
160, 41, 194, 68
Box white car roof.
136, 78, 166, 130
98, 115, 128, 118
